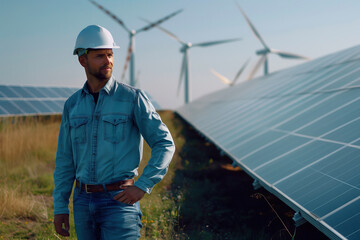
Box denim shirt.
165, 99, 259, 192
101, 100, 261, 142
53, 77, 175, 214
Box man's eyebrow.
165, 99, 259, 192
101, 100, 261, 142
96, 52, 113, 56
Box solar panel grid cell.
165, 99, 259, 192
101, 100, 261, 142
27, 87, 48, 98
13, 100, 39, 114
0, 89, 6, 98
28, 100, 53, 113
43, 100, 63, 112
0, 100, 23, 114
255, 141, 340, 183
0, 104, 8, 114
0, 86, 20, 98
51, 88, 70, 97
11, 86, 36, 98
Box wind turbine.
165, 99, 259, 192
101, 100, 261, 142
142, 20, 240, 104
235, 3, 311, 80
89, 0, 182, 87
211, 58, 250, 87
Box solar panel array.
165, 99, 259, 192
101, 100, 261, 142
0, 85, 161, 117
176, 45, 360, 240
0, 85, 78, 117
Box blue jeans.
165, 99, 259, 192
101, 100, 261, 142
73, 187, 143, 240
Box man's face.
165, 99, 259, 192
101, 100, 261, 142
82, 49, 114, 81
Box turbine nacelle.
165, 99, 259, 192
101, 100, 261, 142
180, 43, 192, 52
255, 48, 270, 55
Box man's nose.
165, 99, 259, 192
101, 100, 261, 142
104, 56, 112, 64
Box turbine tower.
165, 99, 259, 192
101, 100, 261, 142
90, 0, 182, 87
235, 3, 311, 80
145, 21, 240, 104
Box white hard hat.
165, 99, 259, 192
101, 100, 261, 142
73, 25, 120, 56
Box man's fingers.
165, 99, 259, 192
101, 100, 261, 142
58, 229, 70, 237
119, 184, 132, 189
113, 191, 124, 200
54, 223, 70, 236
64, 216, 70, 231
113, 190, 132, 203
54, 222, 62, 235
113, 186, 145, 203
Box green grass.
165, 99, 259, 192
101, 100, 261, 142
0, 112, 185, 240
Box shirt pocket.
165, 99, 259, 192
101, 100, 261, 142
103, 114, 128, 143
69, 117, 88, 144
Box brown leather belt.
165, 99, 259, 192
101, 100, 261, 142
75, 179, 134, 193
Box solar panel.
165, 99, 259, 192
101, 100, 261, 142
0, 85, 78, 117
176, 44, 360, 240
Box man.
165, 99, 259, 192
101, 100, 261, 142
53, 25, 175, 239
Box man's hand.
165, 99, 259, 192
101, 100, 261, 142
54, 214, 70, 237
113, 185, 146, 205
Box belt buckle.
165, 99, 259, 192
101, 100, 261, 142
85, 184, 90, 193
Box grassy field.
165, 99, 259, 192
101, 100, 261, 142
0, 112, 329, 239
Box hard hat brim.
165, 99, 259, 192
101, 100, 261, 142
73, 45, 120, 55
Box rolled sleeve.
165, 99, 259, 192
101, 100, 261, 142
133, 90, 175, 194
53, 102, 76, 215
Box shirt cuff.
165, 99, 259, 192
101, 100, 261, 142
134, 177, 154, 194
54, 205, 70, 215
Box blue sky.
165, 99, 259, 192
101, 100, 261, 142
1, 0, 360, 109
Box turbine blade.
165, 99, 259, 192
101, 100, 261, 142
177, 54, 186, 96
270, 49, 311, 60
121, 43, 133, 81
232, 58, 251, 85
141, 18, 186, 45
192, 38, 241, 48
247, 55, 266, 80
235, 2, 269, 50
89, 0, 131, 33
211, 69, 232, 85
137, 9, 183, 33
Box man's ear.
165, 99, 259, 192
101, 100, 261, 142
78, 55, 87, 68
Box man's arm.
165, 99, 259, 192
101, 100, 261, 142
132, 90, 176, 194
53, 102, 76, 236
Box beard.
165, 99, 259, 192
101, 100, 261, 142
87, 62, 113, 81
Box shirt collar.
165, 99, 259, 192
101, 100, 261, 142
102, 76, 115, 95
81, 77, 115, 96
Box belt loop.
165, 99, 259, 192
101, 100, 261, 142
103, 184, 108, 192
